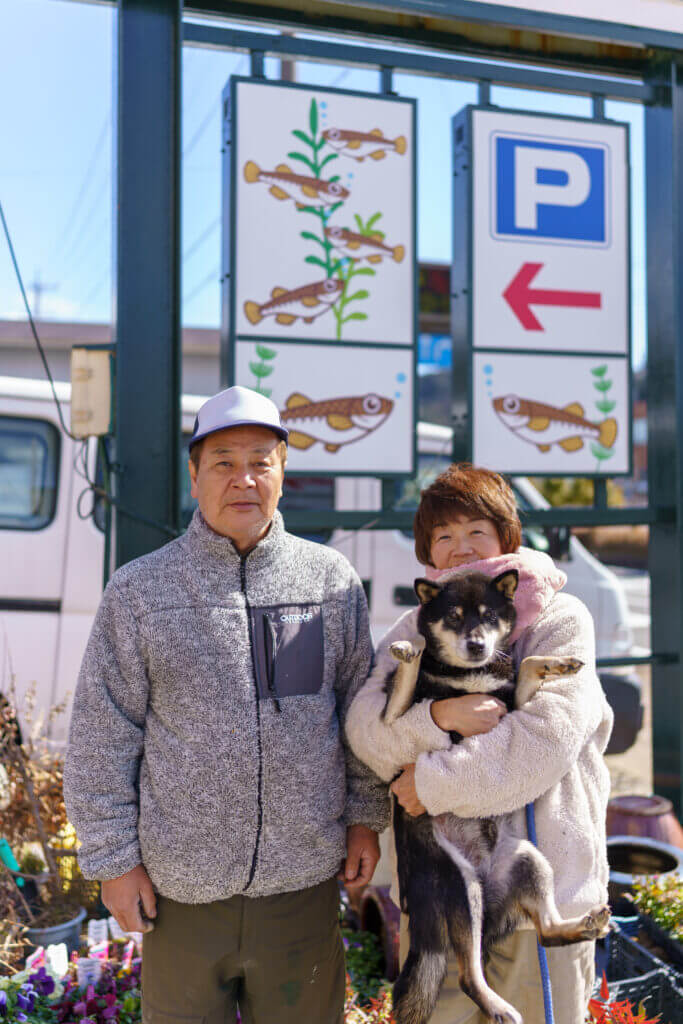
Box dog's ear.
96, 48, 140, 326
414, 578, 442, 605
490, 569, 519, 601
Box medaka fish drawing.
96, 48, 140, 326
243, 161, 349, 208
321, 127, 407, 162
324, 226, 404, 264
280, 392, 394, 453
493, 395, 618, 454
244, 278, 343, 326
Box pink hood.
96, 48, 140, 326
424, 547, 566, 645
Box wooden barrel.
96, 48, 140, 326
606, 794, 683, 849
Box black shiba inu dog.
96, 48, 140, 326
384, 570, 610, 1024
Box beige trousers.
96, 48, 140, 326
399, 916, 595, 1024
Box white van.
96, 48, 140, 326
0, 375, 633, 743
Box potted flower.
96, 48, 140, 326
631, 873, 683, 972
0, 685, 91, 953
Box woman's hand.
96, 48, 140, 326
430, 694, 507, 737
390, 764, 426, 817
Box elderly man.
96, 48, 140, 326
64, 386, 389, 1024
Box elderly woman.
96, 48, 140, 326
346, 464, 613, 1024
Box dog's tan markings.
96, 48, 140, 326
492, 570, 519, 601
515, 655, 584, 708
478, 605, 487, 617
415, 579, 441, 605
385, 637, 426, 724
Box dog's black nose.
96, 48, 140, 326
467, 640, 485, 658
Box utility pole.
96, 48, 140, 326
27, 270, 58, 319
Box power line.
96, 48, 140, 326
59, 177, 111, 273
183, 216, 219, 263
183, 99, 218, 160
0, 197, 77, 441
82, 267, 111, 308
184, 267, 219, 306
48, 109, 111, 261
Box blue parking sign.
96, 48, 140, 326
494, 135, 607, 245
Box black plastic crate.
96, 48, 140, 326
638, 914, 683, 974
595, 926, 683, 1021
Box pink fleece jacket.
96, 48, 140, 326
424, 546, 567, 645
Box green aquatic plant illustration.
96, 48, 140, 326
250, 343, 277, 397
589, 364, 616, 472
290, 99, 381, 340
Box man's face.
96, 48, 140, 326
188, 425, 285, 552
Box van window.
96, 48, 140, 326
0, 416, 60, 530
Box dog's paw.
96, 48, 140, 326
539, 656, 584, 680
579, 905, 611, 940
390, 638, 425, 663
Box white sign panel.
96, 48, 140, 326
472, 352, 630, 475
235, 340, 413, 474
233, 79, 414, 345
454, 105, 632, 476
473, 110, 629, 353
228, 78, 417, 476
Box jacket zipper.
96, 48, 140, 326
241, 554, 263, 892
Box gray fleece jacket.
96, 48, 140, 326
64, 509, 389, 903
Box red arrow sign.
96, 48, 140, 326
503, 262, 602, 331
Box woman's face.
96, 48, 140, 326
429, 515, 504, 570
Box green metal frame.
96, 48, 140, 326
223, 74, 418, 478
113, 2, 683, 808
453, 103, 633, 478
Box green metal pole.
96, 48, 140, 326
115, 0, 182, 567
645, 60, 683, 813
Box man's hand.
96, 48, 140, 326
431, 694, 507, 737
390, 764, 426, 817
339, 824, 380, 889
101, 864, 157, 934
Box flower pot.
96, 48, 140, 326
638, 913, 683, 974
607, 835, 683, 904
359, 884, 401, 982
24, 906, 86, 956
607, 794, 683, 848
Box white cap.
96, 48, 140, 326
189, 386, 288, 450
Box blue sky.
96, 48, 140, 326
0, 0, 645, 368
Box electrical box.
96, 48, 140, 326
70, 345, 115, 438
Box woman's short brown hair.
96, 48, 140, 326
414, 463, 522, 566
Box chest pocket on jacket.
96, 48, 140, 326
250, 604, 324, 700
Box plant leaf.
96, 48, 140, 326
596, 400, 616, 414
330, 259, 344, 275
328, 174, 341, 183
328, 201, 345, 216
249, 362, 274, 378
345, 289, 370, 301
594, 380, 613, 393
304, 255, 327, 268
292, 129, 314, 147
319, 152, 338, 170
259, 387, 272, 397
366, 212, 383, 229
300, 230, 328, 249
591, 442, 613, 460
255, 344, 277, 360
287, 151, 316, 172
350, 266, 375, 277
342, 312, 368, 322
309, 98, 318, 138
354, 214, 364, 233
591, 366, 608, 377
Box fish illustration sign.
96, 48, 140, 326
224, 77, 417, 475
453, 105, 631, 476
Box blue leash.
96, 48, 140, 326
525, 801, 555, 1024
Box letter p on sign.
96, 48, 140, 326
494, 135, 607, 245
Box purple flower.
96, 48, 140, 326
0, 991, 6, 1017
16, 1014, 27, 1023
